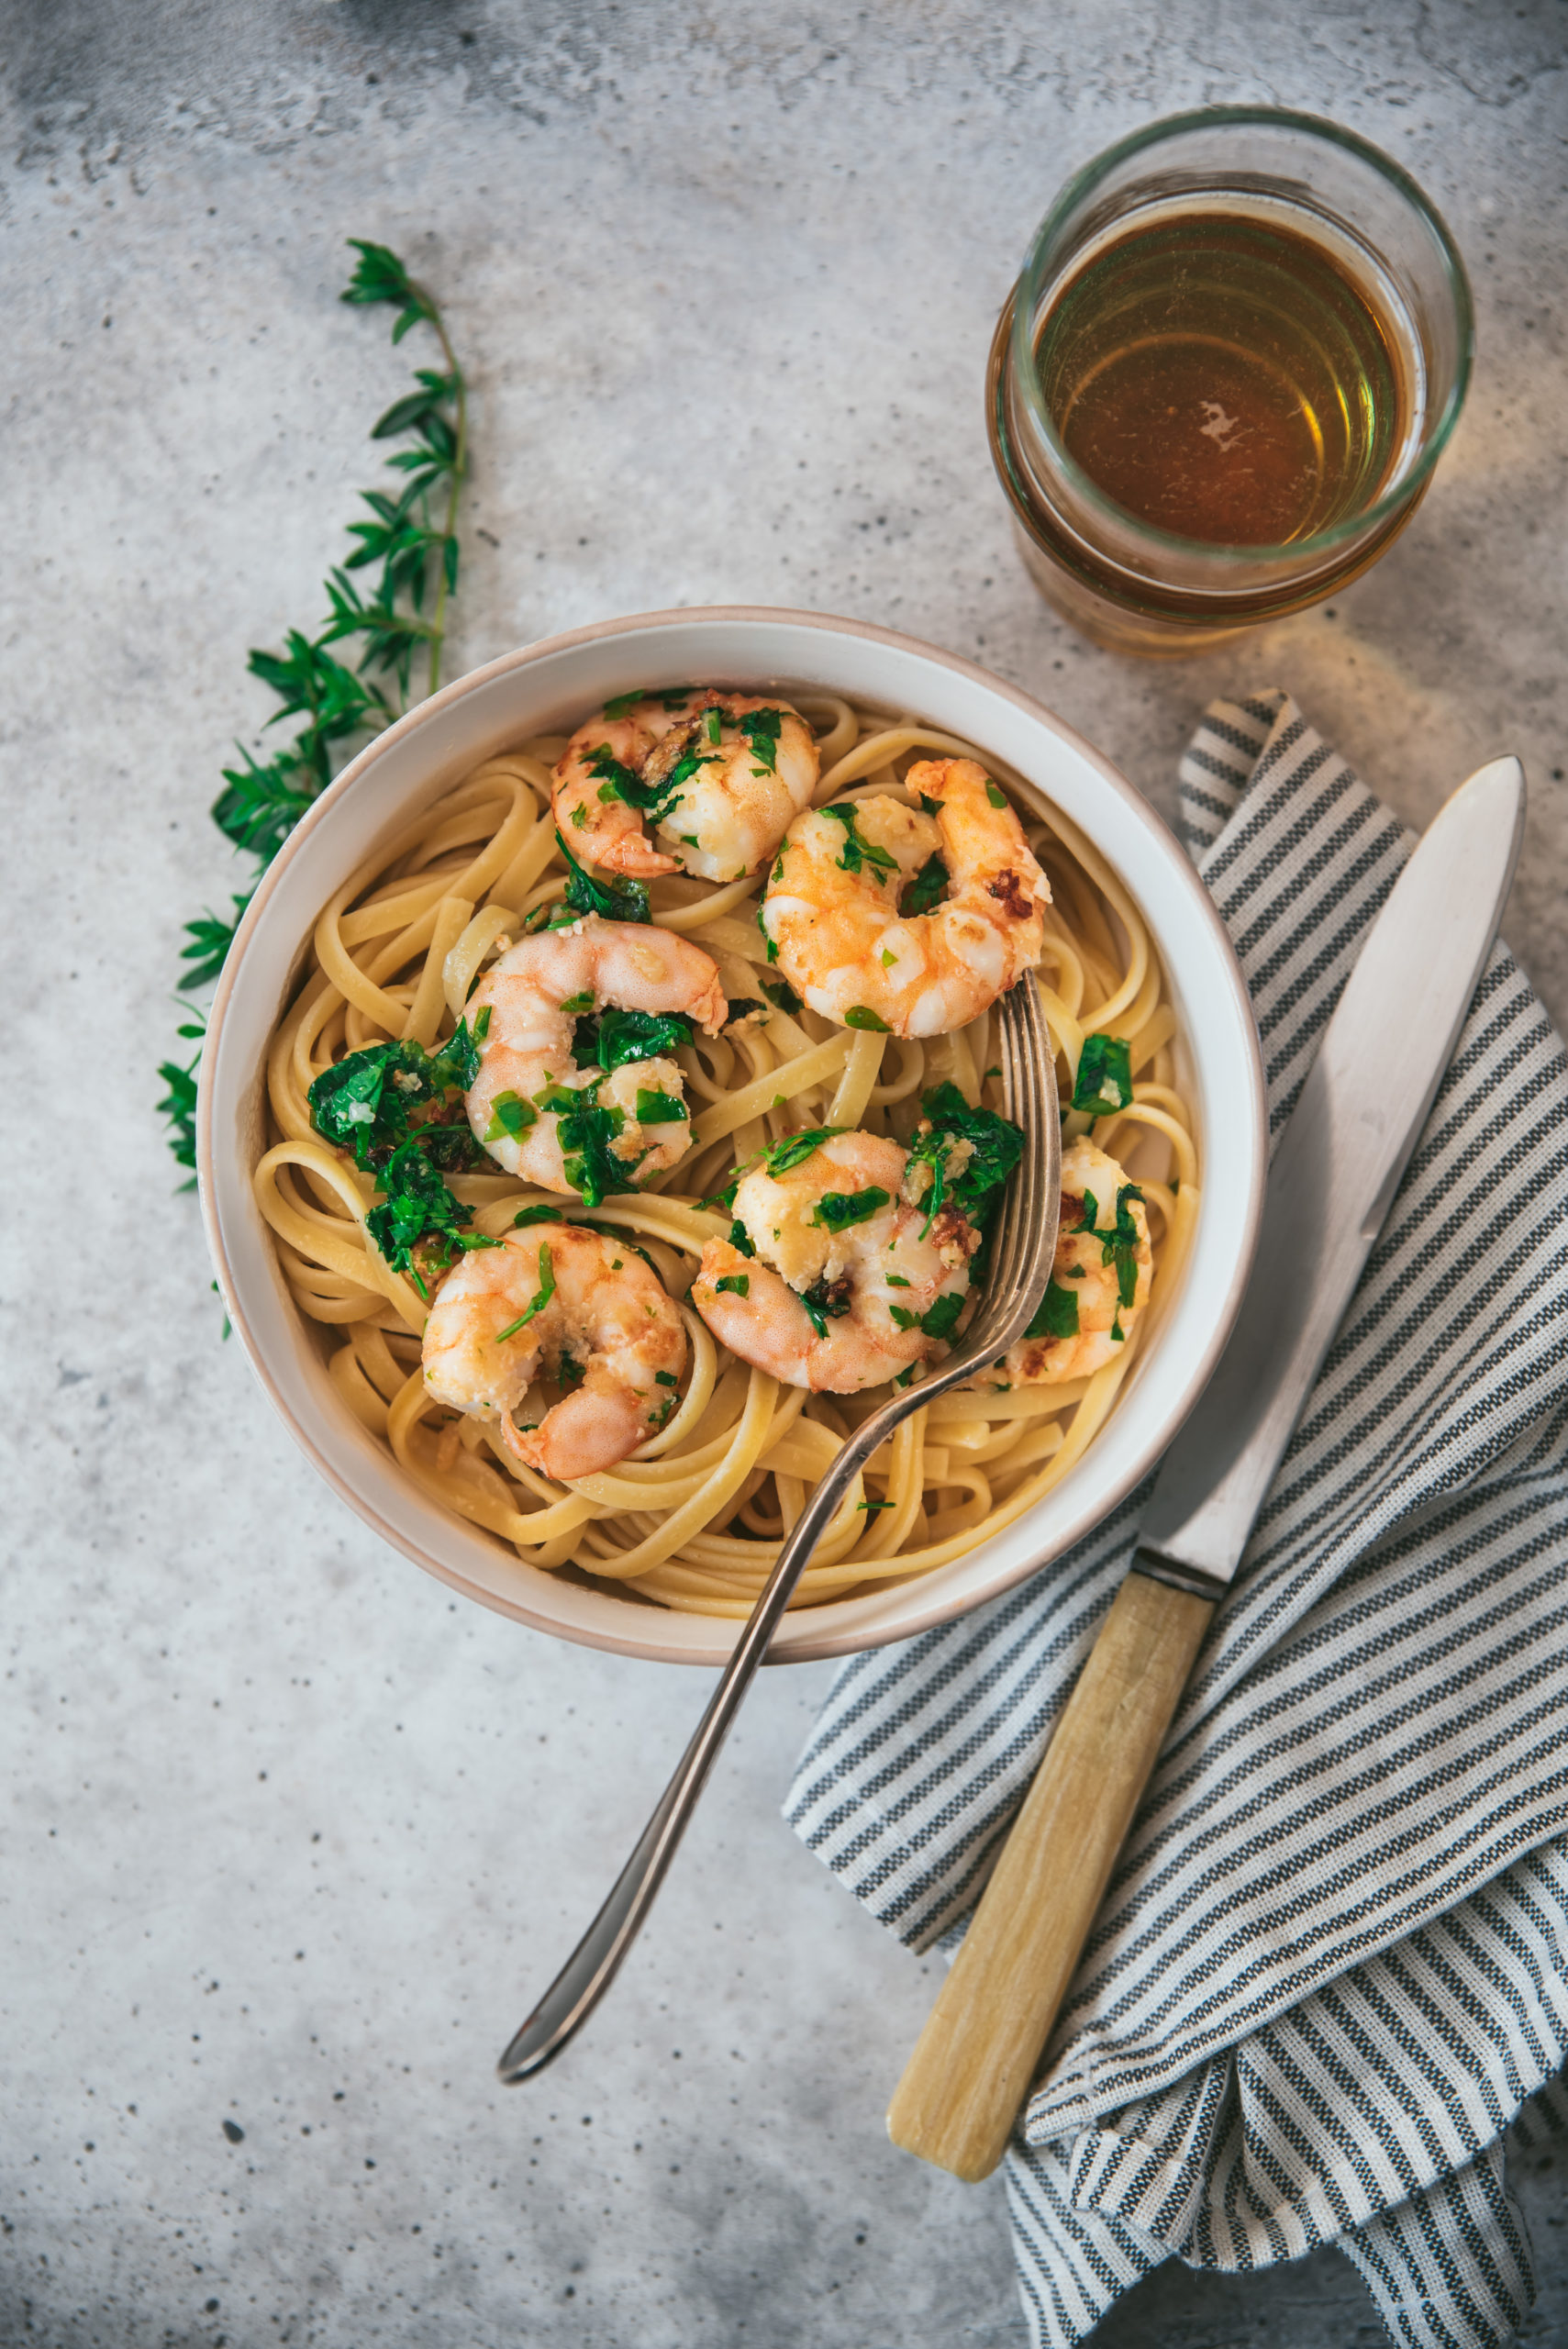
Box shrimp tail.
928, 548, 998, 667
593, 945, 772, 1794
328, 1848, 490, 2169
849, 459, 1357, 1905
589, 829, 681, 880
504, 1381, 651, 1483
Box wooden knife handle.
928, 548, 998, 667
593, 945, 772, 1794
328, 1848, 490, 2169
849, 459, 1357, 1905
885, 1568, 1215, 2182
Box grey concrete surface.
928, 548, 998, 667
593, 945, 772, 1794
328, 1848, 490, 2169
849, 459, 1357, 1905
3, 4, 1566, 2344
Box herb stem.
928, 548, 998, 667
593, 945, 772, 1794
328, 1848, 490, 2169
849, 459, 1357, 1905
419, 290, 467, 701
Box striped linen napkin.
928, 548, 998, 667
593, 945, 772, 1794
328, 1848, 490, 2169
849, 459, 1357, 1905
786, 692, 1568, 2349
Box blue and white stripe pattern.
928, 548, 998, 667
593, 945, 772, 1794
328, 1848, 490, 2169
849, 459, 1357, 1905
786, 694, 1568, 2348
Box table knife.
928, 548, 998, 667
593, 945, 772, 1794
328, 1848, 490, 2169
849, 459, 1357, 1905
886, 753, 1526, 2183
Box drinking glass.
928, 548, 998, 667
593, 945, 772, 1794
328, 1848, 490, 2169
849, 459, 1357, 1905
987, 108, 1473, 656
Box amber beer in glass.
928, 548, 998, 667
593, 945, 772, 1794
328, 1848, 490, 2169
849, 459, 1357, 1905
989, 109, 1473, 655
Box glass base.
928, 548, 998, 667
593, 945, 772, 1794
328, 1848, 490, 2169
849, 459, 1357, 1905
1010, 524, 1262, 657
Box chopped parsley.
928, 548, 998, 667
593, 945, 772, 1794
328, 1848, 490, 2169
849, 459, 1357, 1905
558, 1098, 634, 1208
813, 1186, 890, 1231
585, 746, 644, 806
845, 1006, 892, 1031
766, 1127, 845, 1177
1072, 1034, 1134, 1119
725, 997, 765, 1027
695, 1126, 845, 1212
798, 1271, 853, 1340
513, 1203, 568, 1229
715, 1272, 750, 1298
364, 1140, 497, 1286
901, 852, 949, 918
1025, 1280, 1080, 1341
917, 792, 942, 816
762, 977, 804, 1015
906, 1080, 1025, 1232
635, 1087, 688, 1124
484, 1089, 536, 1143
728, 1219, 756, 1258
655, 1369, 679, 1386
495, 1242, 556, 1341
560, 989, 595, 1016
885, 1273, 911, 1287
579, 1007, 694, 1073
555, 827, 651, 925
739, 707, 784, 774
984, 780, 1009, 809
919, 1291, 965, 1342
311, 1023, 497, 1281
307, 1019, 483, 1171
1083, 1182, 1146, 1308
820, 801, 898, 880
704, 707, 723, 744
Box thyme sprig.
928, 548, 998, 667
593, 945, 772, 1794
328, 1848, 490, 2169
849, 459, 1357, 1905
159, 239, 469, 1183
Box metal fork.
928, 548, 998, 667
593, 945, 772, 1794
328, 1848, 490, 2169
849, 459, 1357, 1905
496, 977, 1062, 2082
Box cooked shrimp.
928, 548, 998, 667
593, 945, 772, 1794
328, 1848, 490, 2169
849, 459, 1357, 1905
552, 690, 819, 883
760, 757, 1049, 1037
999, 1138, 1153, 1386
465, 915, 725, 1197
693, 1130, 981, 1394
422, 1220, 686, 1481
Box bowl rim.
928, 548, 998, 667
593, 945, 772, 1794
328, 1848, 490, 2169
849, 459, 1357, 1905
198, 603, 1266, 1664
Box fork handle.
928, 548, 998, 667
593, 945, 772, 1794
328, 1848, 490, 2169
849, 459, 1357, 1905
495, 1394, 899, 2083
885, 1567, 1216, 2181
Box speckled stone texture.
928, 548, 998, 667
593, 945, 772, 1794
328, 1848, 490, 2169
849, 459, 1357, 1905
3, 5, 1566, 2344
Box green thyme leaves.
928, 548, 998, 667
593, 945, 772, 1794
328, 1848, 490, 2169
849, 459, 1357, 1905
163, 239, 469, 1199
342, 238, 440, 345
1072, 1034, 1134, 1119
179, 896, 254, 990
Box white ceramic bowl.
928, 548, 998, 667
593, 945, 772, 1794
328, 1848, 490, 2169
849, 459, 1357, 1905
200, 607, 1265, 1665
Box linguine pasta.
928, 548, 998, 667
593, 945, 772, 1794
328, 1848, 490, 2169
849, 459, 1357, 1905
253, 696, 1200, 1618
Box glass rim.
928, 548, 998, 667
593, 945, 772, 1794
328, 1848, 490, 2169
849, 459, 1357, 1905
1009, 105, 1475, 569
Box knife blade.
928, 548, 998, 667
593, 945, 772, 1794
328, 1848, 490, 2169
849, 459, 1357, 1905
1139, 753, 1527, 1588
886, 754, 1526, 2183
